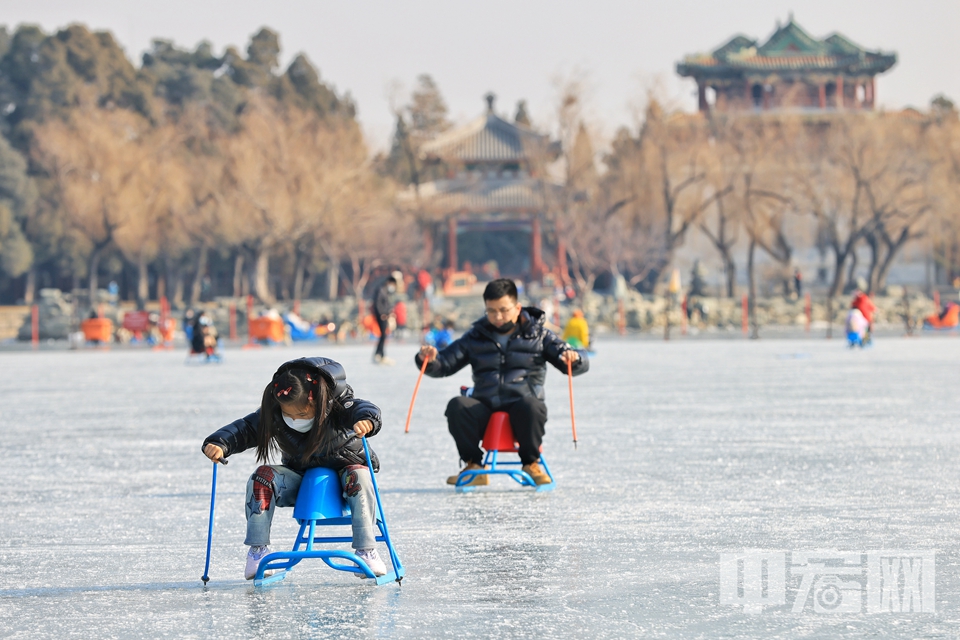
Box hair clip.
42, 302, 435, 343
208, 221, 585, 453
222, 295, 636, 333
277, 386, 292, 397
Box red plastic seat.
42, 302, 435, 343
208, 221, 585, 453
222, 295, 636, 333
455, 411, 554, 492
482, 412, 519, 452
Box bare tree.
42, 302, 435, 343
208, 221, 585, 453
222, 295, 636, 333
859, 115, 936, 293
794, 117, 874, 298
604, 100, 724, 291
282, 107, 369, 304
220, 95, 298, 303
697, 115, 747, 297
32, 104, 156, 300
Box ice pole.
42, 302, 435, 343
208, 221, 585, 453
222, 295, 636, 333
567, 359, 578, 449
201, 456, 226, 585
404, 355, 429, 434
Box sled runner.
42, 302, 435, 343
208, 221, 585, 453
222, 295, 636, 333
253, 437, 404, 586
455, 411, 555, 493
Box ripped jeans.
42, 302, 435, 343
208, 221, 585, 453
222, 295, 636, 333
244, 464, 378, 550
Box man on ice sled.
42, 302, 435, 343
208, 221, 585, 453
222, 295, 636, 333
415, 278, 589, 487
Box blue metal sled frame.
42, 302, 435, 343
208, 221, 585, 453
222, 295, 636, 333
455, 450, 555, 493
254, 438, 405, 586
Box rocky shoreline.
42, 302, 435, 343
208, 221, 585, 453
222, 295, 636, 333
4, 286, 946, 344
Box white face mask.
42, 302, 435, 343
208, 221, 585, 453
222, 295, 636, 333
282, 415, 314, 433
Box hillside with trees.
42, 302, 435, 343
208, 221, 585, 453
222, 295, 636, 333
0, 22, 958, 312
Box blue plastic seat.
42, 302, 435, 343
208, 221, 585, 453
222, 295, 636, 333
292, 467, 350, 521
254, 439, 405, 586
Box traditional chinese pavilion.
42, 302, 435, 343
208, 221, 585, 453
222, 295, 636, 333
408, 94, 558, 279
676, 18, 896, 112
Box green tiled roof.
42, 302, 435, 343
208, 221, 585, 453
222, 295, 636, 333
677, 19, 896, 78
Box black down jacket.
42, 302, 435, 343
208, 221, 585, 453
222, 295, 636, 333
414, 306, 589, 409
202, 356, 382, 473
373, 282, 393, 318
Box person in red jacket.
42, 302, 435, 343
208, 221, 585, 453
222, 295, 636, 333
394, 299, 407, 339
851, 291, 876, 342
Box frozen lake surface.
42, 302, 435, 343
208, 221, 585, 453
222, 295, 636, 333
1, 336, 959, 638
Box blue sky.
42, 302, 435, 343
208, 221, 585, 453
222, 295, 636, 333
3, 0, 957, 149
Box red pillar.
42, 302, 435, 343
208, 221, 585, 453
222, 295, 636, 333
818, 83, 826, 109
698, 82, 707, 112
744, 81, 752, 108
867, 78, 876, 108
681, 296, 688, 336
229, 302, 237, 340
243, 294, 260, 349
447, 217, 458, 272
31, 304, 38, 348
530, 217, 543, 279
557, 238, 568, 285
836, 76, 844, 109
742, 294, 749, 336
422, 226, 433, 264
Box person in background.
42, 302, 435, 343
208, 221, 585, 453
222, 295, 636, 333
417, 269, 434, 300
424, 318, 454, 350
183, 308, 196, 344
191, 311, 219, 358
372, 275, 397, 365
561, 309, 590, 350
851, 290, 876, 344
845, 307, 869, 347
794, 268, 803, 298
393, 299, 408, 341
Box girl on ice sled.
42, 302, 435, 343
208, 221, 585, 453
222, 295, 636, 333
202, 356, 387, 579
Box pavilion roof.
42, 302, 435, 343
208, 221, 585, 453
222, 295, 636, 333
399, 176, 556, 216
677, 19, 896, 79
420, 96, 554, 163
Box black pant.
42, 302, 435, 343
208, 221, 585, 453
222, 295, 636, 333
375, 316, 388, 357
445, 395, 547, 465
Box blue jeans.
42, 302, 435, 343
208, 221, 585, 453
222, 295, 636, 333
244, 464, 378, 549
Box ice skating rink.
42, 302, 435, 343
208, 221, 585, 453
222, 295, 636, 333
1, 338, 958, 638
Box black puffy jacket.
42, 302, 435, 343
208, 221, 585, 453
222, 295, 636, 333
202, 357, 382, 473
373, 283, 393, 318
415, 307, 589, 409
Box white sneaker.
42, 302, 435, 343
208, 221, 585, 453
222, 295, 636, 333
244, 545, 275, 580
379, 356, 395, 366
354, 548, 387, 577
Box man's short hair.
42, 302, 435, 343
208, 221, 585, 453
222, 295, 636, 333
483, 278, 518, 302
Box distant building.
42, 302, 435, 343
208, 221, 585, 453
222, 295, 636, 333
676, 18, 896, 113
403, 93, 559, 279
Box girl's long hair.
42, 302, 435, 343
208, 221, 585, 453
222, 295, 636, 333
256, 368, 338, 465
